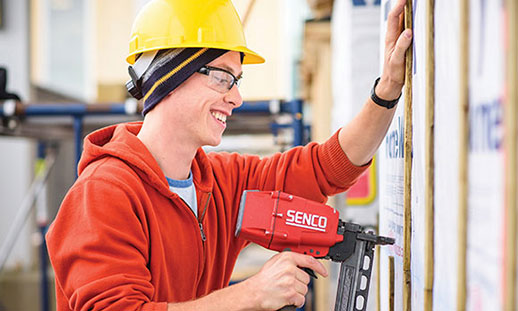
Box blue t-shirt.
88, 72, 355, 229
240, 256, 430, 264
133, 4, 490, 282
166, 173, 197, 217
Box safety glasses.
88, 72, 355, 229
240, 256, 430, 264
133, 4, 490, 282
197, 66, 242, 93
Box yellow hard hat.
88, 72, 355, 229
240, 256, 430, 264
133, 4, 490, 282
127, 0, 265, 65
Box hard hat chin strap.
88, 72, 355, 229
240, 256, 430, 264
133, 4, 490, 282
126, 50, 159, 100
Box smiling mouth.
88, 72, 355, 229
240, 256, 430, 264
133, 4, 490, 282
211, 111, 227, 124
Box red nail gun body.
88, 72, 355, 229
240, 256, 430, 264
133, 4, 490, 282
235, 190, 394, 311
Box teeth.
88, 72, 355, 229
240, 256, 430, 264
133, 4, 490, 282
211, 112, 227, 123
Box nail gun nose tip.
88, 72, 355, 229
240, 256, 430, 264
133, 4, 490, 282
376, 236, 396, 245
384, 237, 396, 245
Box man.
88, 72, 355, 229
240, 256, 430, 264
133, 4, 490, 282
46, 0, 412, 310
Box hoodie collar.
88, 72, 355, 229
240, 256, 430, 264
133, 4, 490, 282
79, 121, 214, 195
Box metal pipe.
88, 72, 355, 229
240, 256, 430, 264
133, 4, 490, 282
0, 100, 298, 117
36, 142, 50, 311
0, 148, 57, 272
0, 102, 133, 117
0, 99, 307, 164
235, 100, 290, 114
73, 116, 84, 173
40, 224, 50, 311
290, 99, 304, 146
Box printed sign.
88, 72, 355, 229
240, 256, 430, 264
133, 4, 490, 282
466, 0, 506, 309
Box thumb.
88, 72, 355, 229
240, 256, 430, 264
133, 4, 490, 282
391, 29, 413, 65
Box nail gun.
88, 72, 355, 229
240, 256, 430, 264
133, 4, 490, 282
235, 190, 394, 311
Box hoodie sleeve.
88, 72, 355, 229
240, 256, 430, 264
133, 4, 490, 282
209, 129, 371, 204
46, 178, 167, 311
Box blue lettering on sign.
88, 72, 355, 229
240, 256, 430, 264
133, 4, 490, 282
469, 98, 503, 152
385, 116, 405, 159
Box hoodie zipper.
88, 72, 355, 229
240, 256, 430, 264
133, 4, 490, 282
198, 192, 211, 243
194, 192, 212, 285
172, 190, 210, 243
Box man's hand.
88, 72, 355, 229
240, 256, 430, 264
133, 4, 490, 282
377, 0, 413, 100
338, 0, 412, 166
164, 252, 326, 311
243, 251, 328, 310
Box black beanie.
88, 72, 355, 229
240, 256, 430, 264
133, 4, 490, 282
140, 48, 227, 115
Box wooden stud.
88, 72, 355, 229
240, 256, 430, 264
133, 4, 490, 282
377, 245, 381, 311
403, 1, 414, 310
424, 0, 435, 310
389, 256, 395, 311
457, 0, 469, 309
504, 0, 518, 309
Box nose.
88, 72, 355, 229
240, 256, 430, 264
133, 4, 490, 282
224, 84, 243, 109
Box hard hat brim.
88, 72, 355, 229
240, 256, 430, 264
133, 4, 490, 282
127, 45, 265, 65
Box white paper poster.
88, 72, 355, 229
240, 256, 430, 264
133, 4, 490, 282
433, 0, 461, 309
466, 0, 506, 309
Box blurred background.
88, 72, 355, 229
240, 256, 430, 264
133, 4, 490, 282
0, 0, 382, 310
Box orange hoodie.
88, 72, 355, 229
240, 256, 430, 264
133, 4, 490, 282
46, 122, 369, 311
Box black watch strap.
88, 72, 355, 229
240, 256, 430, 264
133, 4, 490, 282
370, 77, 400, 109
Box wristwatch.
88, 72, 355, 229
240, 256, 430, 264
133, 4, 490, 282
370, 77, 401, 109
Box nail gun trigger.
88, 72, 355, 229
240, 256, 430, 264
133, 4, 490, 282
301, 267, 318, 279
282, 248, 318, 279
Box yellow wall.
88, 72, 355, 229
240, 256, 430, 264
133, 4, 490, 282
231, 0, 290, 101
95, 0, 134, 85
94, 0, 136, 101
